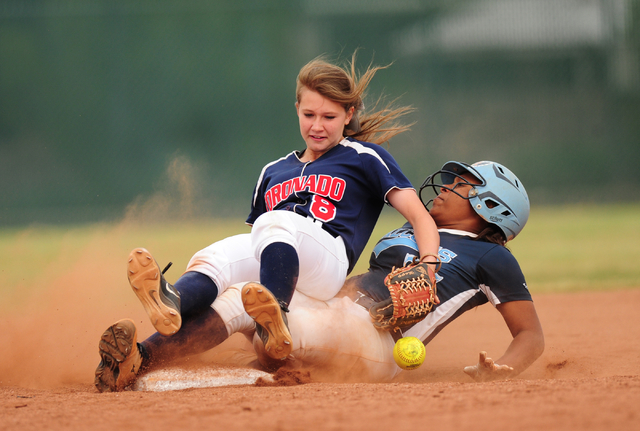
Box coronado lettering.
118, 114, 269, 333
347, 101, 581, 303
265, 174, 346, 211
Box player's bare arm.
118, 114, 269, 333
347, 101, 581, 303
386, 188, 440, 265
496, 300, 545, 372
464, 300, 544, 381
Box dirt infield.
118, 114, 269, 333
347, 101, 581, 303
2, 286, 640, 431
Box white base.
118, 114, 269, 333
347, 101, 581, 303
133, 367, 274, 392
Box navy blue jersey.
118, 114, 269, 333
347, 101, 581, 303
353, 224, 532, 343
246, 138, 413, 273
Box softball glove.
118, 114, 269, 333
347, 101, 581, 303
369, 256, 440, 333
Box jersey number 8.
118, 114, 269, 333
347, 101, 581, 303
310, 196, 336, 222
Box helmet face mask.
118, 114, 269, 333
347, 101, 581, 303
420, 161, 530, 241
419, 162, 484, 204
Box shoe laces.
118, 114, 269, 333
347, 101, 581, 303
162, 262, 173, 274
277, 299, 290, 313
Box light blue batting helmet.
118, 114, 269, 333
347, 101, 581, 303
420, 160, 530, 241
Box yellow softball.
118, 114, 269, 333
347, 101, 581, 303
393, 336, 426, 370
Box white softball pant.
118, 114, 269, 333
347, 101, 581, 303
283, 293, 401, 382
211, 284, 401, 382
185, 210, 349, 302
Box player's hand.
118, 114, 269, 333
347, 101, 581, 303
463, 351, 514, 382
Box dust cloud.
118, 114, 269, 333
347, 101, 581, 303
0, 155, 218, 388
123, 154, 206, 223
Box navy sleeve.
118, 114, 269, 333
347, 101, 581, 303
246, 172, 269, 225
360, 143, 413, 203
476, 247, 532, 305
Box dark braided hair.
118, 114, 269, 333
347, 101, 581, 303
474, 224, 507, 246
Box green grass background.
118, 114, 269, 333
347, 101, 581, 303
1, 203, 638, 306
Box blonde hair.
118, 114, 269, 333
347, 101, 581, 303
295, 52, 414, 145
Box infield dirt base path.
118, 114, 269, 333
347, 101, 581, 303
2, 288, 639, 431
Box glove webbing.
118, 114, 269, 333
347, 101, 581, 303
388, 273, 436, 319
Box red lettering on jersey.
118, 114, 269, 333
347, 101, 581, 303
264, 175, 346, 212
310, 196, 336, 222
302, 175, 317, 193
271, 183, 282, 207
316, 175, 331, 197
264, 189, 273, 211
281, 179, 293, 200
292, 176, 305, 193
329, 178, 346, 200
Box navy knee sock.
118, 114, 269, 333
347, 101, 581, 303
173, 271, 218, 318
260, 242, 299, 306
140, 307, 229, 370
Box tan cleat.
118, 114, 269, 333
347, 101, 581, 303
127, 248, 181, 336
95, 319, 143, 392
241, 282, 292, 361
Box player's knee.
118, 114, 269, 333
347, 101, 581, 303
251, 211, 298, 257
252, 210, 296, 231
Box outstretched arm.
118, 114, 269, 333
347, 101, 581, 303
387, 189, 440, 264
464, 300, 544, 381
